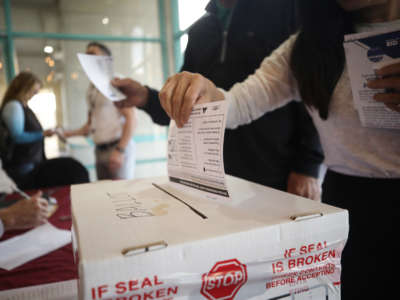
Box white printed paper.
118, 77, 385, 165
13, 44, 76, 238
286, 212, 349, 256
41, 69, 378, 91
167, 101, 230, 201
0, 223, 71, 270
344, 25, 400, 129
77, 53, 126, 101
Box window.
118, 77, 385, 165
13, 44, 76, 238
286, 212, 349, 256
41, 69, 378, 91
28, 91, 59, 158
178, 0, 209, 31
173, 0, 209, 71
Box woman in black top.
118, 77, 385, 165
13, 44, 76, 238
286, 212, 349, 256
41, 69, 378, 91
1, 72, 89, 189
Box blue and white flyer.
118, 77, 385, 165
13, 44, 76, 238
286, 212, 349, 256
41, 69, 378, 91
344, 25, 400, 129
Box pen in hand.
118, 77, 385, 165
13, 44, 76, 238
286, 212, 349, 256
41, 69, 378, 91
13, 186, 30, 200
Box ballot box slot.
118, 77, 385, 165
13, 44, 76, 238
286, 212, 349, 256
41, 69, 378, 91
290, 212, 323, 222
152, 183, 208, 219
122, 241, 168, 257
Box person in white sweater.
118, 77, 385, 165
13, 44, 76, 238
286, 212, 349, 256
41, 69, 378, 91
158, 0, 400, 299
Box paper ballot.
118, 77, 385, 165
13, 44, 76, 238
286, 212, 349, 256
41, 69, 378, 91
344, 25, 400, 129
0, 223, 71, 270
77, 53, 126, 101
167, 101, 230, 201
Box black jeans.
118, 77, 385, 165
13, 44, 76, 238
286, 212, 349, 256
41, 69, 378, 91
8, 157, 89, 190
322, 170, 398, 299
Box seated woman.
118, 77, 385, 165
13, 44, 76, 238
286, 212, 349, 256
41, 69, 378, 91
0, 71, 89, 189
0, 159, 48, 238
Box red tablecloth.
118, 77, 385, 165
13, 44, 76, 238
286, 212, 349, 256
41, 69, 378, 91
0, 186, 78, 290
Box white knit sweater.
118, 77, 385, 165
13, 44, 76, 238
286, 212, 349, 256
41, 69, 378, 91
223, 23, 400, 178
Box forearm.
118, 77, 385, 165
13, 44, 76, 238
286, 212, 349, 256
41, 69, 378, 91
64, 128, 83, 138
291, 104, 324, 178
64, 123, 89, 137
142, 87, 171, 126
12, 131, 43, 144
118, 110, 135, 149
225, 35, 298, 129
2, 101, 43, 144
292, 144, 324, 178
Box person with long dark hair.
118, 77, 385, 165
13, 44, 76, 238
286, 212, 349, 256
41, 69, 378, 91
158, 0, 400, 298
0, 72, 89, 189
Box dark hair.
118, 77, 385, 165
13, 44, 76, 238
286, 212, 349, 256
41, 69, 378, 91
290, 0, 354, 119
87, 41, 112, 56
1, 71, 42, 109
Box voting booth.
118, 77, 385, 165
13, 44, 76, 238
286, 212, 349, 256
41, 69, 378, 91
71, 175, 348, 300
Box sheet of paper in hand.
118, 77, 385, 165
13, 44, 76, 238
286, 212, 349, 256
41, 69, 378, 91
167, 101, 230, 201
344, 25, 400, 129
77, 53, 126, 102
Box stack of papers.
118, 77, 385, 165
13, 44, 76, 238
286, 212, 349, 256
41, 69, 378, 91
0, 223, 71, 270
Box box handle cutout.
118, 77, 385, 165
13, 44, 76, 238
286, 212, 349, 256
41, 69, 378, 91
122, 241, 168, 257
290, 212, 323, 222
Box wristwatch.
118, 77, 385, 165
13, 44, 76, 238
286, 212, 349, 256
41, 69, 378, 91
116, 146, 125, 153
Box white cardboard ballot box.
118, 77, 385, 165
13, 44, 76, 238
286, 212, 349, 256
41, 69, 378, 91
71, 176, 348, 300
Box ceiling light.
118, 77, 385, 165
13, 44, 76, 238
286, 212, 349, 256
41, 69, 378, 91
71, 72, 79, 80
102, 17, 109, 25
44, 45, 54, 54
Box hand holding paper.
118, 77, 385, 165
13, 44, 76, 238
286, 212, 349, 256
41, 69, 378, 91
344, 26, 400, 128
54, 126, 68, 143
111, 77, 149, 109
159, 72, 224, 128
77, 53, 126, 101
368, 62, 400, 113
43, 128, 55, 137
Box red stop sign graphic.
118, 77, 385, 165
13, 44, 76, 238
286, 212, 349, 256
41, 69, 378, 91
201, 259, 248, 300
